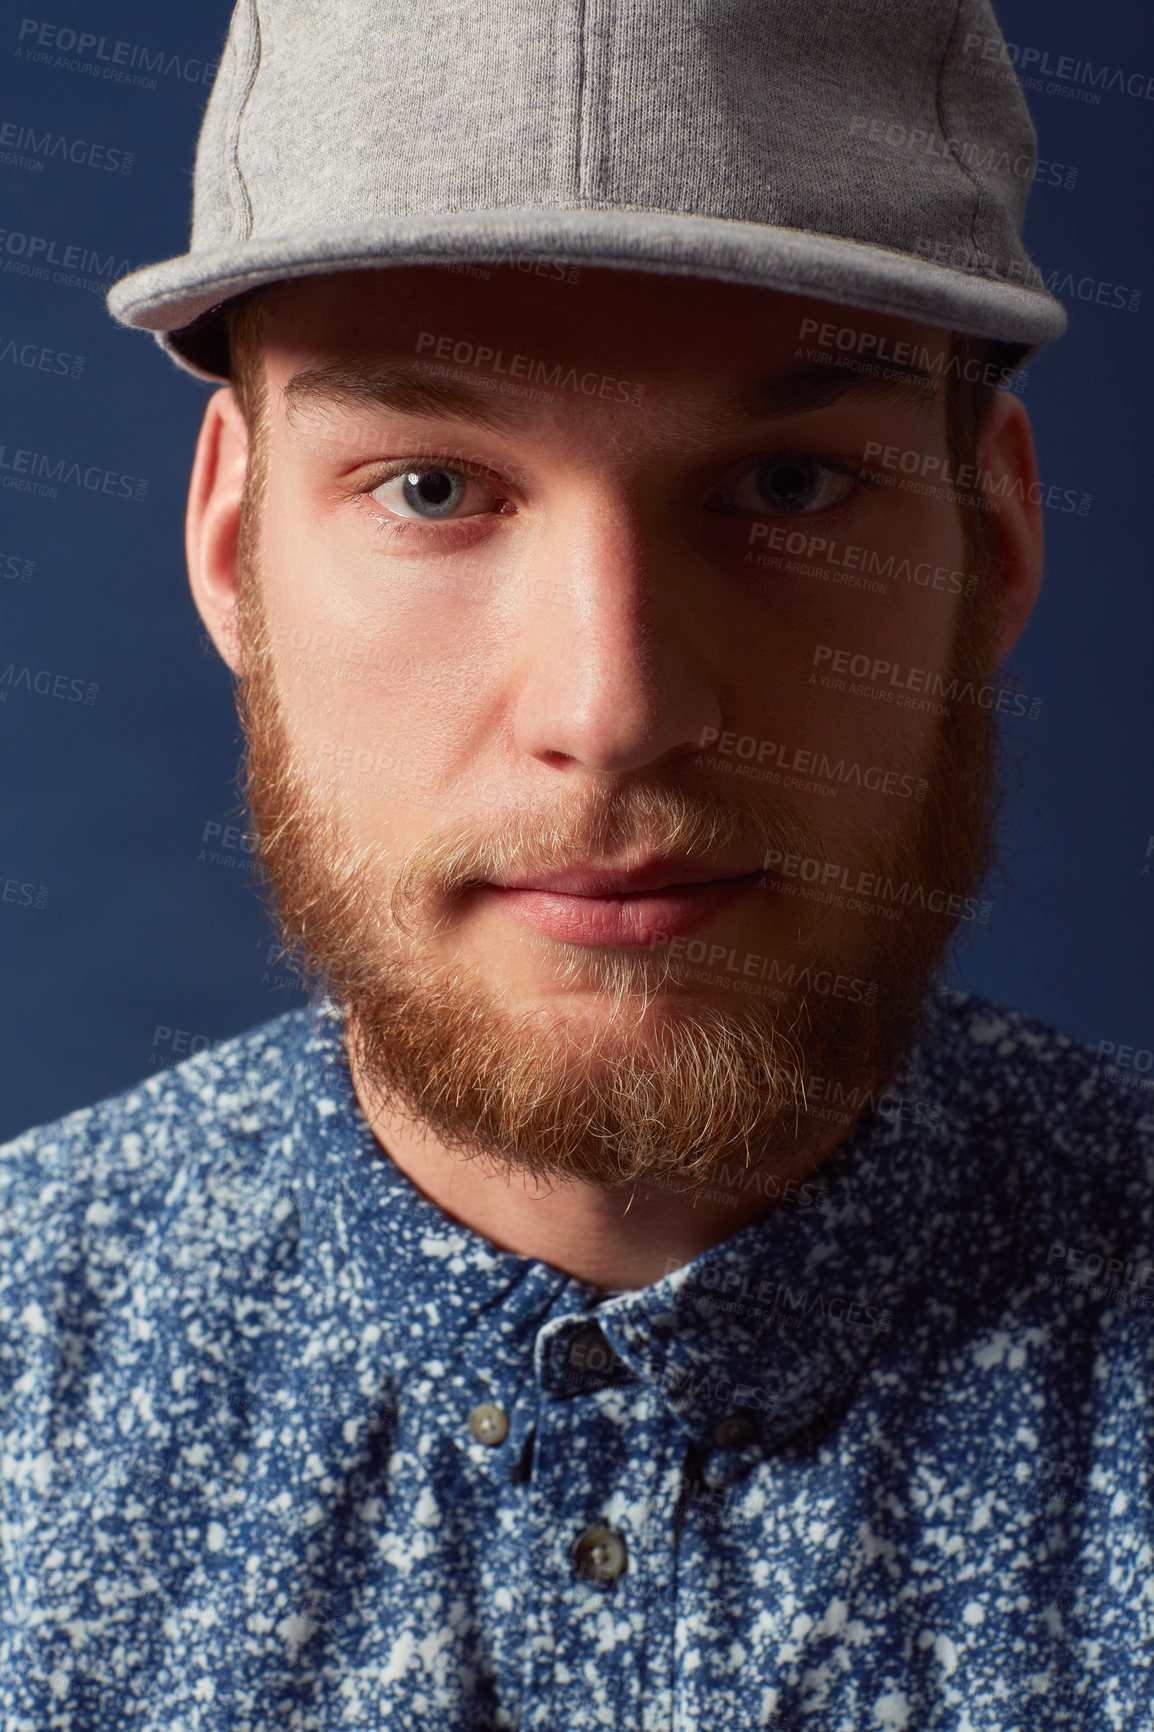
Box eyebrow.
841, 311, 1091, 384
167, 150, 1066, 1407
283, 363, 522, 430
732, 361, 940, 420
281, 357, 940, 432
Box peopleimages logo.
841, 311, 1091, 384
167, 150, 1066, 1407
963, 31, 1154, 103
0, 548, 34, 582
1042, 271, 1142, 315
0, 439, 148, 501
0, 117, 133, 174
697, 726, 930, 802
912, 238, 1143, 316
0, 226, 133, 296
761, 847, 991, 925
2, 875, 49, 909
862, 442, 1092, 517
0, 664, 97, 704
1046, 1240, 1154, 1292
846, 117, 1078, 192
16, 19, 219, 88
648, 934, 879, 1005
798, 316, 1017, 384
0, 336, 83, 378
912, 236, 1044, 289
747, 522, 978, 597
689, 1267, 892, 1336
414, 330, 644, 404
811, 643, 1042, 721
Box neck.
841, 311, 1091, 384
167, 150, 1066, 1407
347, 1055, 858, 1290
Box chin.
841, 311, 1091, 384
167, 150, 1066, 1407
519, 976, 769, 1063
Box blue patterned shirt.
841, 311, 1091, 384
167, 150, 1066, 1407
2, 990, 1152, 1730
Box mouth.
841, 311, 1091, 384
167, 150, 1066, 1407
478, 863, 765, 947
494, 857, 760, 896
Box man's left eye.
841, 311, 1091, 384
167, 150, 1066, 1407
713, 452, 859, 516
369, 463, 499, 521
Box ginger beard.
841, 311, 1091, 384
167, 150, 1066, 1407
232, 497, 1002, 1198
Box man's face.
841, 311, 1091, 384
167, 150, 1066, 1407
218, 266, 1015, 1193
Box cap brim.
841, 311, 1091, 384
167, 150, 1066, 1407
107, 207, 1066, 382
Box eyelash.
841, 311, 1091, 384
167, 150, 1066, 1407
706, 453, 876, 517
355, 455, 509, 549
354, 449, 877, 547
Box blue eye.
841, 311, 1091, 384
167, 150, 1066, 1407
758, 455, 820, 512
370, 462, 499, 522
401, 466, 465, 517
714, 451, 858, 517
754, 453, 854, 514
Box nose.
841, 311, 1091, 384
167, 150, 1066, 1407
509, 486, 723, 776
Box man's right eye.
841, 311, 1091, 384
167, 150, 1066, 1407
368, 463, 503, 522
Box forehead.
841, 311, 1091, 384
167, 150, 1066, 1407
257, 266, 953, 409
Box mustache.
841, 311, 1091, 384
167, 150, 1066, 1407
388, 778, 830, 935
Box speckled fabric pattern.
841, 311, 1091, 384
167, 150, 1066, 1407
1, 988, 1152, 1730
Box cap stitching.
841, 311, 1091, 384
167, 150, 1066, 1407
574, 0, 589, 202
935, 0, 989, 277
227, 0, 263, 245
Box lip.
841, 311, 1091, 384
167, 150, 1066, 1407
496, 857, 757, 896
480, 868, 765, 947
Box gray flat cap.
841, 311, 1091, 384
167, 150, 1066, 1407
107, 0, 1066, 380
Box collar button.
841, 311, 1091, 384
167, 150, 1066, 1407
567, 1322, 616, 1372
712, 1408, 759, 1451
554, 1321, 633, 1393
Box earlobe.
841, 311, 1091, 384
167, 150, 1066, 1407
977, 391, 1045, 667
186, 387, 250, 677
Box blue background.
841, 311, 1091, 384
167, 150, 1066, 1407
1, 0, 1151, 1140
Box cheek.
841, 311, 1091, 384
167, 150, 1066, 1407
731, 578, 962, 715
254, 499, 421, 711
712, 580, 963, 833
275, 670, 453, 845
262, 608, 502, 836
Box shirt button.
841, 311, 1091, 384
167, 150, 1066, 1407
573, 1524, 628, 1584
712, 1409, 759, 1450
566, 1321, 617, 1371
467, 1402, 509, 1446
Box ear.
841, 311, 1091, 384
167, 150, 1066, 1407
976, 390, 1044, 667
186, 386, 250, 677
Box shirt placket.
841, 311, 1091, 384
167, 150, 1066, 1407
518, 1313, 680, 1732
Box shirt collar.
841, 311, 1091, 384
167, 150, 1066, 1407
280, 999, 594, 1404
596, 1011, 964, 1452
277, 992, 966, 1454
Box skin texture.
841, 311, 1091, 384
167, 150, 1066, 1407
186, 266, 1043, 1289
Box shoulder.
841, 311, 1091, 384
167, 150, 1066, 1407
931, 986, 1153, 1147
0, 1005, 327, 1298
928, 987, 1154, 1258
